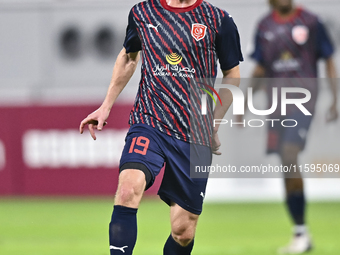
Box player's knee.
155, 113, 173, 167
285, 178, 304, 193
281, 144, 300, 166
172, 232, 194, 247
115, 183, 143, 207
170, 205, 199, 246
115, 170, 146, 207
116, 185, 134, 202
281, 152, 296, 166
172, 225, 195, 247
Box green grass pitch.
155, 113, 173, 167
0, 198, 339, 255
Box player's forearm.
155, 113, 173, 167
213, 89, 234, 132
326, 57, 338, 105
241, 64, 266, 110
251, 64, 266, 91
213, 66, 240, 132
101, 48, 140, 111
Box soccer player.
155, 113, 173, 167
79, 0, 243, 254
248, 0, 338, 253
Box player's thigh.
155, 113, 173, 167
281, 143, 301, 164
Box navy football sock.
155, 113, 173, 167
109, 205, 138, 255
286, 191, 306, 226
163, 234, 194, 255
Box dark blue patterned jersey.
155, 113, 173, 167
123, 0, 243, 147
251, 7, 334, 115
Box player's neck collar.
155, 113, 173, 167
160, 0, 203, 13
272, 6, 303, 24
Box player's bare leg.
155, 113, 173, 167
170, 203, 199, 246
279, 143, 312, 254
163, 203, 199, 254
281, 143, 305, 226
109, 169, 146, 255
115, 169, 146, 208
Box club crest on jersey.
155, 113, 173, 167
191, 23, 207, 42
292, 25, 309, 45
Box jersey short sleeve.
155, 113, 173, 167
123, 8, 142, 53
250, 28, 264, 65
316, 19, 334, 59
216, 13, 243, 71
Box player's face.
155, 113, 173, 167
272, 0, 293, 14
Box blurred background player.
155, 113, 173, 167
80, 0, 242, 254
248, 0, 338, 254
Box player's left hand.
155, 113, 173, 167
212, 131, 221, 155
326, 103, 338, 123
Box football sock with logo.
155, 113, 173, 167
109, 205, 138, 255
286, 191, 306, 228
163, 234, 194, 255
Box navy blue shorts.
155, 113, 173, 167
119, 124, 212, 215
267, 111, 313, 154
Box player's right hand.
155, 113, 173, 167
212, 131, 222, 155
79, 108, 109, 140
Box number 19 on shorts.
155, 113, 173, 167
129, 136, 150, 155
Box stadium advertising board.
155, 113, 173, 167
0, 104, 162, 196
